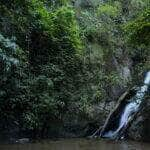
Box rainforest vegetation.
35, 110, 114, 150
0, 0, 149, 139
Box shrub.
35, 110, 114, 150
124, 9, 150, 46
97, 3, 121, 18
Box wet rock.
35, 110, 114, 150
128, 116, 144, 140
9, 138, 30, 144
16, 138, 30, 144
128, 97, 150, 141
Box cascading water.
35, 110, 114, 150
101, 71, 150, 139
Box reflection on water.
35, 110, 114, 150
0, 139, 150, 150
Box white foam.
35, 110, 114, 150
144, 71, 150, 85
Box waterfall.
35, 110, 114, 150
102, 71, 150, 139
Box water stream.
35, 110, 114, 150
102, 71, 150, 139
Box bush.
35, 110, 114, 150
97, 3, 121, 18
124, 9, 150, 46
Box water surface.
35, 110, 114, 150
0, 139, 150, 150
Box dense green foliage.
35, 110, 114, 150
124, 8, 150, 78
125, 9, 150, 45
0, 0, 83, 136
0, 0, 149, 137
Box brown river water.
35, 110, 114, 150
0, 138, 150, 150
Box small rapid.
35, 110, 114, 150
101, 71, 150, 139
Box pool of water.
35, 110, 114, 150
0, 139, 150, 150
